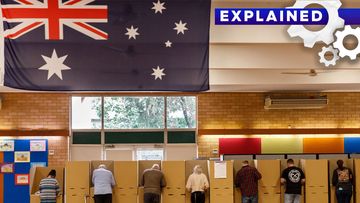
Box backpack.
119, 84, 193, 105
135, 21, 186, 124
337, 168, 350, 182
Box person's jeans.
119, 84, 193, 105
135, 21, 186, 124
242, 195, 258, 203
284, 193, 301, 203
94, 194, 112, 203
144, 193, 160, 203
336, 190, 352, 203
191, 191, 205, 203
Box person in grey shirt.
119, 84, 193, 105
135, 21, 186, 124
92, 164, 116, 203
141, 164, 166, 203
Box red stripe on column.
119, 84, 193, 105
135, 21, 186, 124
219, 138, 261, 155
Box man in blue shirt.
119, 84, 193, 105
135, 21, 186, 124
92, 164, 116, 203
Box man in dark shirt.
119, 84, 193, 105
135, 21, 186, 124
140, 164, 166, 203
235, 160, 262, 203
281, 159, 305, 203
332, 159, 353, 203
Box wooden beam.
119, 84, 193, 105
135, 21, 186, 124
0, 130, 69, 137
198, 128, 360, 135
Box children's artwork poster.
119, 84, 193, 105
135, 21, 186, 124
30, 140, 46, 151
14, 151, 31, 163
30, 162, 47, 168
1, 163, 14, 173
15, 174, 29, 185
0, 140, 14, 151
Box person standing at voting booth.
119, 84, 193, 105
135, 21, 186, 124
332, 159, 353, 203
141, 164, 167, 203
92, 164, 116, 203
235, 160, 262, 203
281, 159, 305, 203
186, 165, 209, 203
39, 169, 60, 203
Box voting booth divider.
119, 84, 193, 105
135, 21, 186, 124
255, 160, 281, 203
162, 161, 186, 203
65, 161, 90, 203
113, 161, 138, 203
302, 159, 329, 203
30, 167, 64, 203
209, 160, 234, 203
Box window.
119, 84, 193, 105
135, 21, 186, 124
136, 148, 164, 160
167, 96, 196, 128
104, 97, 165, 129
72, 97, 101, 129
71, 96, 197, 145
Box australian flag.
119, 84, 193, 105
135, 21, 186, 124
0, 0, 211, 91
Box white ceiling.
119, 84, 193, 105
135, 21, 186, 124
1, 0, 360, 92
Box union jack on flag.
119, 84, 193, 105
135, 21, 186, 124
1, 0, 108, 40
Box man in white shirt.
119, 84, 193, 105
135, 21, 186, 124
92, 164, 116, 203
186, 165, 209, 203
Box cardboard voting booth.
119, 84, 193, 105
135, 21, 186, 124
185, 160, 210, 203
255, 159, 281, 203
328, 159, 354, 203
162, 161, 186, 203
302, 159, 329, 203
280, 159, 304, 203
233, 160, 255, 203
65, 161, 90, 203
29, 167, 63, 203
113, 161, 138, 203
138, 160, 162, 203
209, 160, 234, 203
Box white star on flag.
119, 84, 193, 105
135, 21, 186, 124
38, 49, 71, 80
152, 0, 166, 14
151, 66, 166, 80
125, 26, 140, 39
174, 20, 188, 34
165, 40, 172, 47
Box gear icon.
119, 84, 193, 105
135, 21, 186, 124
333, 25, 360, 60
287, 0, 344, 48
318, 45, 340, 67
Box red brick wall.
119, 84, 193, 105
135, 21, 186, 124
0, 93, 69, 129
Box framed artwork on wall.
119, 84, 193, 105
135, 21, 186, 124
0, 163, 14, 173
0, 140, 14, 151
30, 140, 46, 152
15, 174, 29, 185
14, 152, 30, 163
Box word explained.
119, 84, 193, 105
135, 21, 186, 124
215, 8, 328, 25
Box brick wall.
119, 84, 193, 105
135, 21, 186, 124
48, 136, 69, 167
0, 93, 69, 129
0, 93, 70, 166
197, 93, 360, 158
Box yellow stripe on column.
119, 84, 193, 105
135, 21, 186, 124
261, 137, 303, 154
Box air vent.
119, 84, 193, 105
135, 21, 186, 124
264, 96, 328, 109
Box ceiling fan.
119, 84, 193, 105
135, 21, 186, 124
281, 69, 328, 77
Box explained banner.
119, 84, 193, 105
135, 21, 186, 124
215, 0, 360, 67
